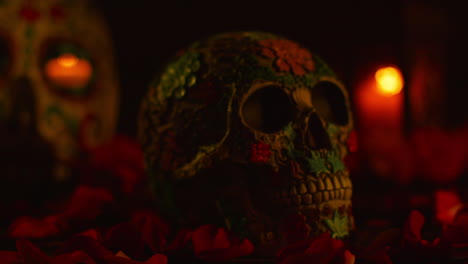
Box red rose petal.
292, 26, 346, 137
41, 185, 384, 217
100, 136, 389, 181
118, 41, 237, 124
9, 216, 60, 239
54, 236, 113, 261
277, 239, 315, 260
101, 255, 140, 264
0, 251, 22, 264
192, 225, 229, 255
192, 225, 254, 261
277, 233, 349, 264
105, 222, 144, 259
404, 210, 425, 244
344, 250, 356, 264
435, 189, 462, 225
79, 229, 102, 242
16, 240, 50, 264
145, 254, 168, 264
197, 238, 254, 262
100, 253, 168, 264
164, 228, 192, 253
303, 233, 343, 256
86, 135, 145, 194
442, 205, 468, 245
131, 211, 169, 253
64, 186, 113, 222
52, 250, 96, 264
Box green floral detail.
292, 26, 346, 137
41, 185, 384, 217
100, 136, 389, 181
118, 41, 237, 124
307, 151, 329, 173
324, 210, 349, 238
45, 105, 79, 136
283, 124, 304, 160
283, 123, 296, 142
160, 52, 200, 99
216, 48, 339, 93
313, 55, 336, 77
328, 151, 346, 173
327, 124, 339, 136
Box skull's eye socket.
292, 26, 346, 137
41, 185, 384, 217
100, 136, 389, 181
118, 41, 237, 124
312, 81, 349, 126
0, 35, 11, 78
242, 85, 294, 133
42, 42, 94, 97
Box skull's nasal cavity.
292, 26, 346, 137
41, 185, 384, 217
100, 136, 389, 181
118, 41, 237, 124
7, 77, 37, 134
306, 113, 331, 150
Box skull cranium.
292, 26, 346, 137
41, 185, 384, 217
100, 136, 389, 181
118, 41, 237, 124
139, 31, 354, 256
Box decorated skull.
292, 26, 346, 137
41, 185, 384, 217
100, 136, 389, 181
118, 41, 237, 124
0, 0, 118, 185
139, 32, 353, 256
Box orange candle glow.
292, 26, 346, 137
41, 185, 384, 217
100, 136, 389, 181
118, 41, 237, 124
45, 53, 92, 88
355, 65, 406, 179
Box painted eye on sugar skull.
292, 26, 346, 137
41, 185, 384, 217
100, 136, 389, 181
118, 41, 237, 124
42, 41, 94, 97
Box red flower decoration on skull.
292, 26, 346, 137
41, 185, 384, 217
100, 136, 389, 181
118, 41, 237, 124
250, 141, 271, 163
19, 6, 40, 23
50, 4, 66, 21
258, 39, 315, 76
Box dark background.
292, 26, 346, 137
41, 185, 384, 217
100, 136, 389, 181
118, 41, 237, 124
95, 0, 468, 137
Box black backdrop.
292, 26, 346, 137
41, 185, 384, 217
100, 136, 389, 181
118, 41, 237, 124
96, 0, 467, 136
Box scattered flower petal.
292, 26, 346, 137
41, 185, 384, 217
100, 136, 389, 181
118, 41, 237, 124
191, 224, 254, 261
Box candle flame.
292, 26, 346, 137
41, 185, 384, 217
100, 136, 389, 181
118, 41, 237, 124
375, 66, 403, 96
57, 53, 79, 67
45, 53, 92, 88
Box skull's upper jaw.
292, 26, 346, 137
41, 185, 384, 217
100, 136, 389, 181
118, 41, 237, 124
279, 171, 352, 209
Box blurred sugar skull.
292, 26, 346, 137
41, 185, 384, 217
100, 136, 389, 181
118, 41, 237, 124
0, 0, 118, 181
139, 32, 353, 256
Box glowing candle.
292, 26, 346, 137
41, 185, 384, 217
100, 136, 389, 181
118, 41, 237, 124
45, 53, 92, 88
355, 65, 406, 179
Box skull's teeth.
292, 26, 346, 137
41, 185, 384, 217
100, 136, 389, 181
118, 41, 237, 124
333, 177, 341, 189
325, 177, 334, 190
339, 189, 345, 199
340, 176, 352, 189
318, 180, 326, 191
308, 181, 317, 193
345, 189, 352, 200
299, 183, 308, 194
278, 175, 352, 207
338, 176, 347, 188
323, 191, 330, 201
290, 186, 297, 196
